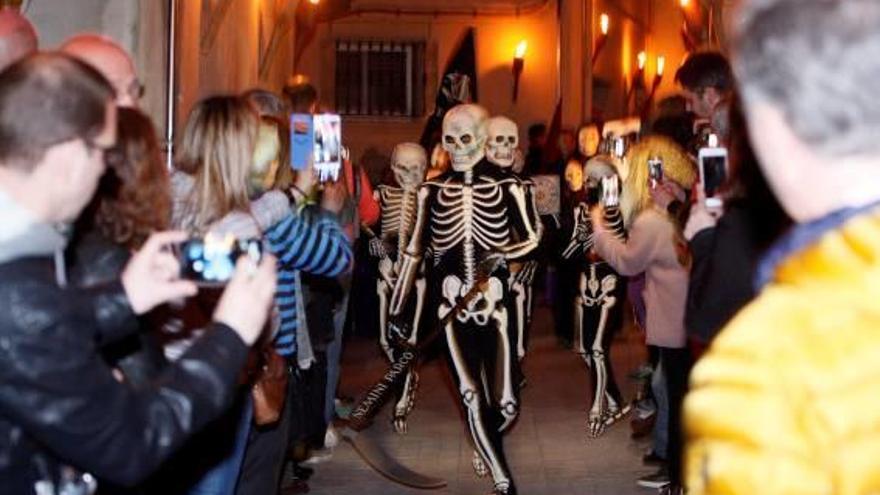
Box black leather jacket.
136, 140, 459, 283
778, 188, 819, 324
0, 256, 248, 494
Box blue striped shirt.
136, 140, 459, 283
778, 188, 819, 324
265, 206, 352, 356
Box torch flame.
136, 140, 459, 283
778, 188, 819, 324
600, 14, 610, 36
657, 55, 666, 77
638, 51, 647, 70
515, 40, 528, 60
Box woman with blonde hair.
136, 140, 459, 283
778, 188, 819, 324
163, 95, 352, 495
590, 135, 696, 493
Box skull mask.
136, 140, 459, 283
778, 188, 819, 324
391, 142, 427, 190
442, 104, 489, 171
486, 116, 519, 168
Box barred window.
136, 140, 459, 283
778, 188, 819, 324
335, 40, 426, 118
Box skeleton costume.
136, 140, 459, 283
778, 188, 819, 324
561, 155, 629, 437
485, 116, 542, 363
371, 143, 428, 434
390, 105, 540, 495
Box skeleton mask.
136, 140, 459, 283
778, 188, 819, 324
583, 155, 620, 190
486, 116, 519, 168
442, 104, 489, 171
564, 160, 584, 192
391, 142, 427, 189
578, 125, 600, 157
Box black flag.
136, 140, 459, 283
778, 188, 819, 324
419, 28, 478, 151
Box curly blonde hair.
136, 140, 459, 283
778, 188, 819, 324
620, 135, 697, 226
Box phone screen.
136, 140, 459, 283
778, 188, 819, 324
313, 114, 342, 183
178, 234, 263, 286
701, 155, 728, 197
290, 114, 313, 171
648, 157, 663, 188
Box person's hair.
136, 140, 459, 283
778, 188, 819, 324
674, 51, 732, 93
0, 53, 113, 171
724, 94, 792, 247
243, 88, 289, 118
528, 123, 547, 141
735, 0, 880, 157
650, 113, 696, 150
86, 108, 170, 249
621, 135, 696, 226
176, 95, 258, 231
283, 82, 318, 113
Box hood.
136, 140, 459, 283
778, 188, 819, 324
0, 189, 67, 265
0, 189, 68, 286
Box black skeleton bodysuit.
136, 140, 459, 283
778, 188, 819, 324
390, 160, 539, 495
373, 183, 425, 434
562, 197, 629, 437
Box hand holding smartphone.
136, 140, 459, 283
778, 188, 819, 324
177, 233, 263, 286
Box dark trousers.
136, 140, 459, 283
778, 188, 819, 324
235, 367, 297, 495
660, 346, 690, 485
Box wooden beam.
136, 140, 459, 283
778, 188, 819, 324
200, 0, 235, 55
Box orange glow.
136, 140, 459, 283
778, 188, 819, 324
638, 51, 647, 70
515, 40, 528, 60
308, 0, 320, 4
600, 14, 610, 36
680, 0, 690, 7
657, 55, 666, 77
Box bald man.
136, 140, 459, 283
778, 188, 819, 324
61, 33, 141, 107
0, 8, 37, 71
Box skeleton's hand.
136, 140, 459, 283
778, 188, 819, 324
369, 237, 388, 258
480, 252, 507, 275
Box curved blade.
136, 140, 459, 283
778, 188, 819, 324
341, 427, 447, 489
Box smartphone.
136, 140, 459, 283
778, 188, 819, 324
177, 234, 263, 286
312, 113, 342, 183
290, 113, 313, 171
648, 156, 663, 189
601, 175, 620, 207
698, 147, 728, 207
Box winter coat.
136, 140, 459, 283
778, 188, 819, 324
0, 191, 249, 493
685, 203, 880, 495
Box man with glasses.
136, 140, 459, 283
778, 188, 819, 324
0, 53, 277, 494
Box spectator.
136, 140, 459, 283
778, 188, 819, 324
62, 34, 142, 108
231, 84, 353, 495
674, 51, 733, 120
0, 53, 275, 494
0, 8, 37, 71
68, 107, 172, 388
686, 1, 880, 493
160, 95, 294, 495
522, 122, 547, 176
591, 136, 696, 493
683, 96, 790, 356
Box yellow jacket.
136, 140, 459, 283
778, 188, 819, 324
685, 206, 880, 495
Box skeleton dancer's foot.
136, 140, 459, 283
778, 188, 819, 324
472, 450, 489, 478
491, 481, 518, 495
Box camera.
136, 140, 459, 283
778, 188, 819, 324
586, 175, 620, 208
698, 147, 728, 209
177, 234, 263, 286
290, 113, 343, 183
648, 156, 663, 188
